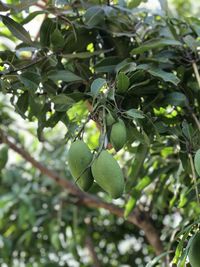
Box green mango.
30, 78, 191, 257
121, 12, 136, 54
0, 145, 8, 170
68, 140, 94, 191
106, 112, 115, 127
189, 233, 200, 267
110, 119, 127, 151
91, 150, 124, 199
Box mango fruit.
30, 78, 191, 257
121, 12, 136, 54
106, 112, 115, 127
189, 233, 200, 267
110, 119, 127, 151
68, 140, 93, 191
91, 150, 124, 198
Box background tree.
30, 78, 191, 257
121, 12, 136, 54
0, 0, 200, 266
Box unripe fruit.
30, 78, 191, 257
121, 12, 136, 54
110, 119, 127, 151
68, 140, 93, 191
106, 112, 115, 127
188, 233, 200, 267
91, 150, 124, 198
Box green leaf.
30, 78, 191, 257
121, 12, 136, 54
0, 146, 8, 170
131, 38, 182, 54
182, 121, 192, 141
164, 92, 187, 106
183, 35, 198, 52
61, 49, 112, 59
40, 18, 56, 47
146, 251, 172, 267
124, 176, 151, 218
19, 72, 41, 91
94, 57, 121, 73
116, 72, 130, 93
158, 0, 169, 14
172, 228, 192, 265
124, 189, 140, 218
84, 6, 105, 27
0, 2, 9, 11
194, 149, 200, 176
127, 126, 149, 145
148, 68, 180, 86
51, 232, 60, 250
137, 64, 180, 85
0, 193, 16, 218
48, 70, 83, 83
91, 78, 107, 96
52, 94, 75, 112
45, 112, 66, 128
127, 144, 148, 186
135, 176, 151, 191
21, 11, 46, 25
116, 62, 136, 73
6, 0, 38, 13
1, 15, 32, 44
51, 29, 65, 51
127, 0, 143, 8
125, 109, 145, 119
15, 91, 29, 118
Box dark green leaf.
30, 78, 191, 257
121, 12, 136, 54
52, 94, 75, 112
0, 2, 9, 11
84, 6, 105, 27
164, 92, 187, 106
94, 57, 121, 73
127, 144, 148, 186
15, 91, 29, 118
137, 64, 180, 85
91, 78, 107, 96
0, 146, 8, 170
1, 15, 32, 44
19, 72, 41, 91
48, 70, 83, 83
51, 29, 65, 50
131, 39, 182, 54
116, 72, 130, 93
125, 109, 145, 119
183, 35, 198, 52
40, 18, 56, 47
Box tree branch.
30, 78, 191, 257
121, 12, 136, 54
0, 130, 164, 256
85, 235, 102, 267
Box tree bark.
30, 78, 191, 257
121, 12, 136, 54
85, 235, 102, 267
0, 130, 164, 256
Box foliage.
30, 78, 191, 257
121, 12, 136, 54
1, 0, 200, 266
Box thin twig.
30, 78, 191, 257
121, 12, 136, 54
0, 56, 46, 77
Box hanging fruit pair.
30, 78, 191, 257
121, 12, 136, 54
68, 140, 124, 199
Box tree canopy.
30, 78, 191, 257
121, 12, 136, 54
0, 0, 200, 266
